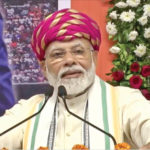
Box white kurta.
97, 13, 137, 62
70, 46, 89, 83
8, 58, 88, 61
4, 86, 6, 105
54, 93, 88, 150
0, 76, 150, 149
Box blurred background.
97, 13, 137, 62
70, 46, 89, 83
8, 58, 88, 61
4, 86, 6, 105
0, 0, 58, 100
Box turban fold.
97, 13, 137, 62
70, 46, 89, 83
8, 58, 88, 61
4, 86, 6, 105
31, 8, 101, 61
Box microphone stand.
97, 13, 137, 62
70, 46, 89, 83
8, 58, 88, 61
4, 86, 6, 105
58, 86, 117, 146
0, 86, 54, 136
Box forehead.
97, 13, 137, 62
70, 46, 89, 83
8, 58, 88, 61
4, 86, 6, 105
45, 38, 93, 53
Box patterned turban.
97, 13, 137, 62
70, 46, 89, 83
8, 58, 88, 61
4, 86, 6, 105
31, 8, 101, 61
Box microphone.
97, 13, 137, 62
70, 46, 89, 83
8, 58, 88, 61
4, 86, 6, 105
58, 85, 117, 146
0, 85, 54, 136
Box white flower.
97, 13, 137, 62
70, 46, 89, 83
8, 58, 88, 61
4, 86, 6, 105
143, 4, 150, 17
126, 0, 140, 7
134, 44, 146, 57
106, 22, 117, 35
109, 11, 118, 20
120, 10, 135, 22
115, 2, 128, 8
138, 15, 148, 26
144, 27, 150, 39
128, 31, 138, 41
109, 46, 121, 54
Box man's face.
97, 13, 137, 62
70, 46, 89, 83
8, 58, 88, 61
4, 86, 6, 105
44, 38, 97, 96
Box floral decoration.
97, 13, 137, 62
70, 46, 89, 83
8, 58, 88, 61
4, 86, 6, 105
115, 142, 130, 150
106, 0, 150, 100
38, 147, 49, 150
72, 144, 88, 150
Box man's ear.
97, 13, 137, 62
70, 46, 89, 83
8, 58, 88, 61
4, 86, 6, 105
38, 60, 47, 77
92, 51, 98, 66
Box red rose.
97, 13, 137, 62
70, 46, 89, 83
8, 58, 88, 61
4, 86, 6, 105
112, 71, 124, 81
141, 65, 150, 77
130, 62, 140, 72
129, 75, 143, 89
141, 89, 150, 100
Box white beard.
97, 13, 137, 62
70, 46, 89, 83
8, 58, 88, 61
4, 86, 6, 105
46, 61, 95, 96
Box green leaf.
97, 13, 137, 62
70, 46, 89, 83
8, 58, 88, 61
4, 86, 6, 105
125, 74, 133, 80
123, 50, 128, 57
120, 81, 130, 86
109, 35, 113, 40
113, 61, 121, 66
118, 43, 126, 50
107, 80, 119, 86
143, 83, 147, 88
106, 73, 112, 76
124, 31, 129, 42
136, 7, 143, 12
113, 36, 118, 41
118, 34, 122, 42
108, 7, 114, 13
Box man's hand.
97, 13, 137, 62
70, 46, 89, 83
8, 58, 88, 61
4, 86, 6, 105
140, 143, 150, 150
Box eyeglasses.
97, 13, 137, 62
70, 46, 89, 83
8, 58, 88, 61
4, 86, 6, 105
45, 47, 93, 62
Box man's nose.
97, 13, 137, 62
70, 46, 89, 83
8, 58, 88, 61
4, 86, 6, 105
63, 52, 76, 66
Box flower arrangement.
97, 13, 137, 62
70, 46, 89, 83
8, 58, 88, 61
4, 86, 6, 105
72, 144, 89, 150
37, 143, 130, 150
37, 145, 89, 150
115, 142, 130, 150
106, 0, 150, 100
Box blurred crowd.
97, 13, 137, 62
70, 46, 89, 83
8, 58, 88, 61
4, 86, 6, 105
2, 0, 57, 83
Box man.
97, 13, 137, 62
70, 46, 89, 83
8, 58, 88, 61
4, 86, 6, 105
0, 8, 150, 150
0, 12, 15, 115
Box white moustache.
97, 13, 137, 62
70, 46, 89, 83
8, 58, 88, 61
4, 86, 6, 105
58, 66, 85, 79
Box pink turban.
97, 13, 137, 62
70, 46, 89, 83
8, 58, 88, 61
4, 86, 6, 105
31, 8, 101, 61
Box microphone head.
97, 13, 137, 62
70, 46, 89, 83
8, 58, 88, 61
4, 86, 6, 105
45, 85, 54, 100
58, 85, 67, 97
